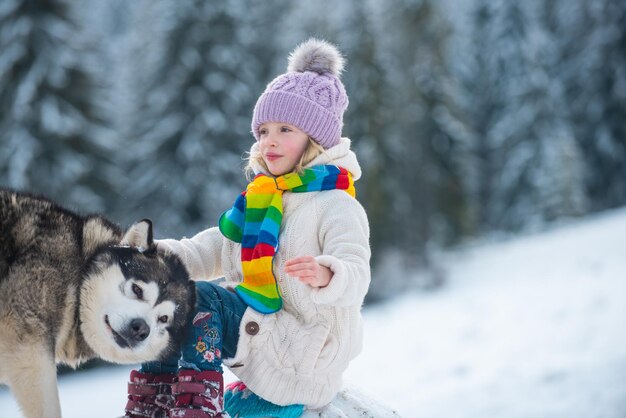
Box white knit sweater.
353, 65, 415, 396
159, 138, 371, 408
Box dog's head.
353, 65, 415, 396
79, 219, 195, 364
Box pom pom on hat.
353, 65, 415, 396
252, 38, 349, 149
287, 38, 345, 76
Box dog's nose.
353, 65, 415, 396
128, 318, 150, 342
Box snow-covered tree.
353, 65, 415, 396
366, 0, 462, 259
458, 0, 587, 232
112, 0, 286, 237
0, 0, 113, 212
556, 0, 626, 211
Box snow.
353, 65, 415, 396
2, 208, 626, 417
346, 208, 626, 417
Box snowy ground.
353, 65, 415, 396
1, 207, 626, 417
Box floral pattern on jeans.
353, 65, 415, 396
192, 311, 221, 366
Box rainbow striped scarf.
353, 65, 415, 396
219, 165, 355, 313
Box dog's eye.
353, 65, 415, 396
132, 283, 143, 300
158, 315, 169, 324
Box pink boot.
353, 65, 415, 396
124, 370, 176, 418
169, 369, 225, 418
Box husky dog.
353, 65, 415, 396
0, 189, 196, 418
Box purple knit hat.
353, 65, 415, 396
252, 39, 349, 149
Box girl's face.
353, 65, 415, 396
258, 122, 310, 176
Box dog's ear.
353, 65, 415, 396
120, 219, 154, 250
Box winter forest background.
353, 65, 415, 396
1, 0, 625, 300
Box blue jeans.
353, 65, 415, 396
141, 281, 247, 374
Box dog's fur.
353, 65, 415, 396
0, 189, 196, 418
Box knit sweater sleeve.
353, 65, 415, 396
310, 192, 371, 306
156, 227, 224, 281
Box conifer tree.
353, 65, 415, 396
114, 0, 286, 236
0, 0, 112, 211
460, 0, 587, 231
558, 0, 626, 210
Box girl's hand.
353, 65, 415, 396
284, 256, 332, 288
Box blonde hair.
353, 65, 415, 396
245, 137, 326, 180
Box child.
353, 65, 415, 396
122, 38, 371, 418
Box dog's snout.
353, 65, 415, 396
129, 318, 150, 342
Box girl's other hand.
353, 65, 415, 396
284, 256, 332, 288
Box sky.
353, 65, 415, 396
1, 206, 626, 417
